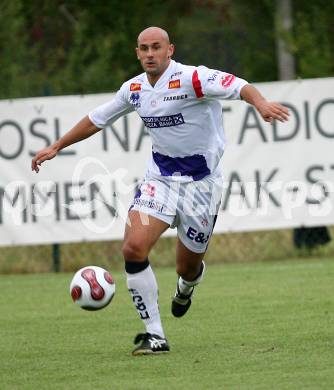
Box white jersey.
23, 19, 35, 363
89, 60, 248, 182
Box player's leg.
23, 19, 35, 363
171, 176, 222, 317
171, 239, 206, 317
123, 209, 168, 261
175, 238, 204, 280
122, 210, 170, 355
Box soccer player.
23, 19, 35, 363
31, 27, 289, 355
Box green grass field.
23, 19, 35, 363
1, 258, 334, 390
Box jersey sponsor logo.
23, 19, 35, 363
130, 83, 141, 91
221, 74, 235, 88
130, 92, 141, 108
163, 94, 188, 101
207, 70, 220, 83
170, 71, 183, 79
168, 79, 181, 89
141, 113, 185, 128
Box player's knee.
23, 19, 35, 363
122, 240, 148, 261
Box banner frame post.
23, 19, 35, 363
52, 243, 61, 273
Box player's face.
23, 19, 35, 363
136, 36, 174, 82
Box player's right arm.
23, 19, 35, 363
31, 85, 133, 173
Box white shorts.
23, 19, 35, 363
129, 175, 223, 253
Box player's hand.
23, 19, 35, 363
256, 101, 289, 123
31, 145, 58, 173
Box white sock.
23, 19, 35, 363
178, 261, 206, 296
126, 265, 165, 338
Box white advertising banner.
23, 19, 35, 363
0, 78, 333, 246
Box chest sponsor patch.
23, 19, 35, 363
163, 94, 188, 101
168, 79, 181, 89
130, 83, 141, 91
141, 113, 185, 128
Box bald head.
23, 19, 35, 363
137, 27, 170, 45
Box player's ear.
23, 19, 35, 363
135, 47, 140, 60
168, 44, 175, 58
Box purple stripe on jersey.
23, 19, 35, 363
152, 152, 210, 181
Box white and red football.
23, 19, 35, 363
70, 266, 115, 310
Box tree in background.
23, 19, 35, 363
0, 1, 35, 98
292, 0, 334, 78
0, 0, 333, 99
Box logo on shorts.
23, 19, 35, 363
130, 83, 141, 91
133, 198, 165, 212
142, 183, 156, 197
168, 80, 181, 89
186, 226, 210, 244
201, 218, 209, 227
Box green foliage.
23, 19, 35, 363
0, 1, 33, 97
1, 259, 334, 389
0, 0, 333, 99
293, 1, 334, 78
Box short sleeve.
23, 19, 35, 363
88, 84, 134, 128
194, 66, 248, 100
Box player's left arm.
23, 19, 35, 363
196, 66, 289, 123
240, 84, 289, 123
